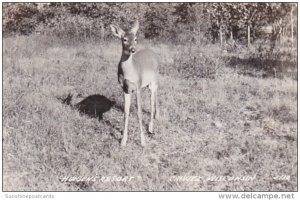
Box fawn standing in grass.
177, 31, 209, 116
110, 20, 159, 147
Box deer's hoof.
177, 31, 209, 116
148, 122, 154, 134
141, 140, 146, 147
121, 139, 127, 147
141, 135, 146, 147
154, 113, 160, 121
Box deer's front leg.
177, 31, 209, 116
121, 93, 131, 147
136, 89, 146, 147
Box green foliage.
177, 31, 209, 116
143, 3, 176, 40
205, 3, 296, 43
173, 44, 226, 79
3, 3, 39, 35
3, 2, 296, 44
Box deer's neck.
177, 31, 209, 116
119, 51, 138, 83
121, 52, 133, 63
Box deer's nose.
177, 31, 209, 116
129, 46, 136, 53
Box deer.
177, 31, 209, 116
110, 20, 159, 147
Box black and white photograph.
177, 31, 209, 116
2, 2, 298, 194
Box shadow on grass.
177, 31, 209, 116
59, 93, 155, 142
75, 94, 115, 120
60, 94, 123, 141
61, 94, 116, 120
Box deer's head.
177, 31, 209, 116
110, 20, 139, 55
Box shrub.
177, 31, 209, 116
173, 44, 227, 79
35, 14, 106, 42
3, 3, 39, 36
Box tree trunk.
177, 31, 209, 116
100, 24, 105, 41
247, 25, 251, 47
291, 6, 294, 43
220, 26, 223, 45
217, 19, 222, 45
75, 25, 78, 42
84, 25, 86, 40
198, 25, 201, 45
230, 30, 233, 40
90, 23, 92, 39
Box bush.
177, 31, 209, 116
173, 44, 226, 79
248, 39, 296, 75
35, 14, 106, 42
227, 38, 296, 79
3, 3, 39, 36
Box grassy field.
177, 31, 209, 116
3, 35, 297, 191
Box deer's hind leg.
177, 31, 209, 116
149, 82, 159, 134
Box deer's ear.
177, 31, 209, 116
131, 20, 139, 35
110, 24, 125, 38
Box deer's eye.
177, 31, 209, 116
123, 38, 128, 42
134, 38, 137, 42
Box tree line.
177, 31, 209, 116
3, 3, 297, 45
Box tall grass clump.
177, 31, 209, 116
228, 37, 297, 79
173, 43, 227, 79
